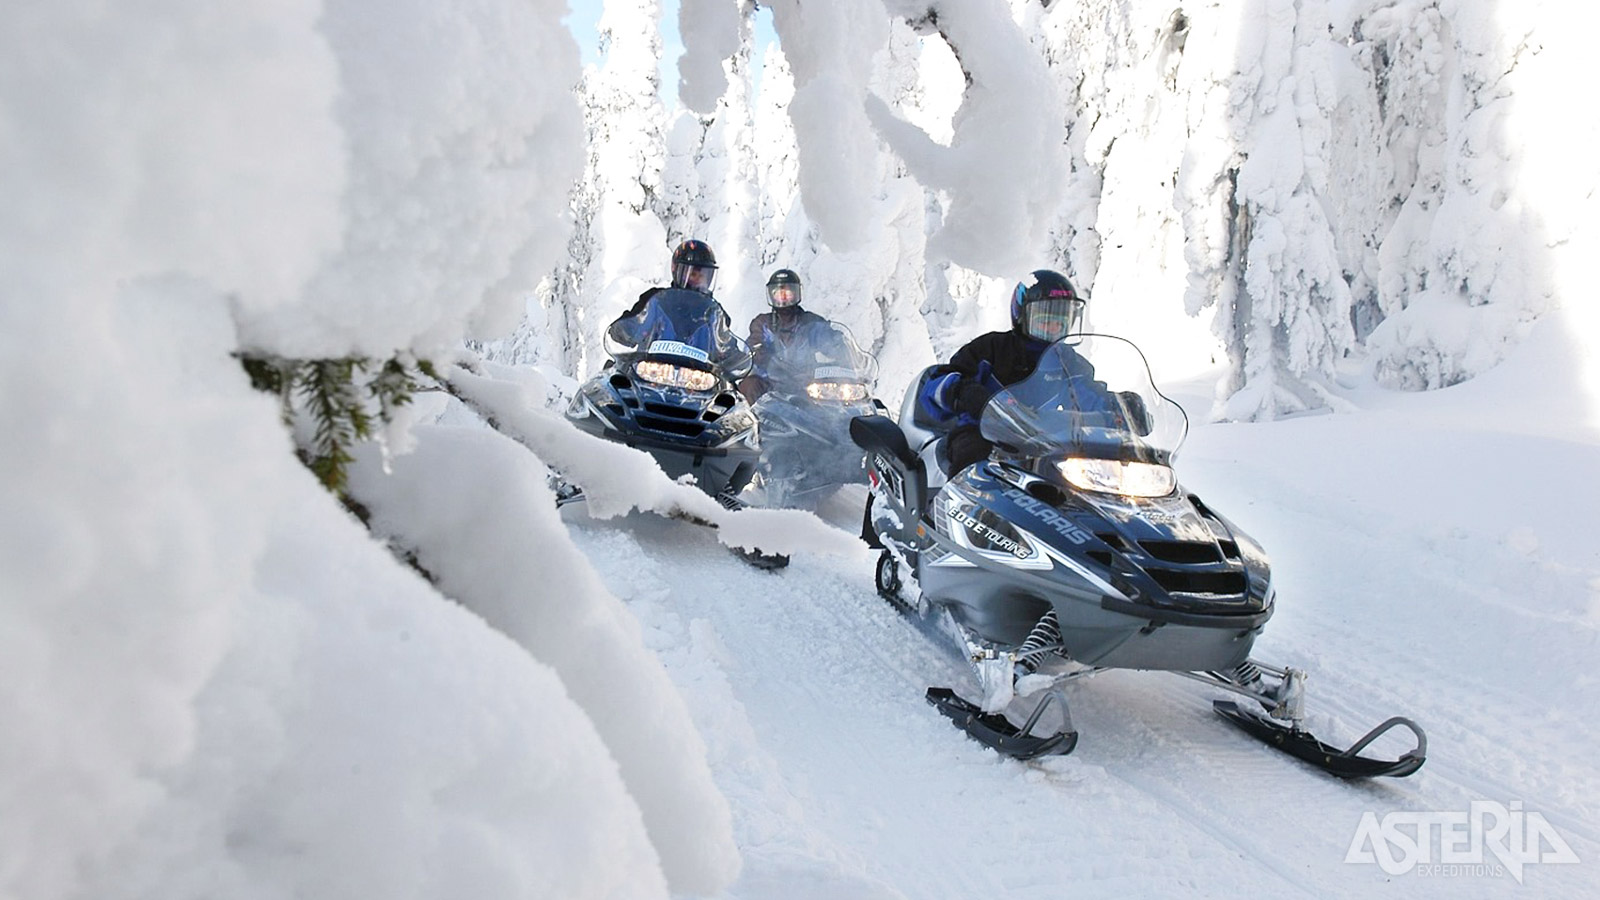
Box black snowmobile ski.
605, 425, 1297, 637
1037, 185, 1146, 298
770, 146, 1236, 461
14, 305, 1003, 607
1212, 700, 1427, 779
927, 688, 1078, 761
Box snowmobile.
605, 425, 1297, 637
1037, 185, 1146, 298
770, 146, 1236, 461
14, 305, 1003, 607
566, 288, 763, 509
748, 321, 888, 510
849, 334, 1427, 777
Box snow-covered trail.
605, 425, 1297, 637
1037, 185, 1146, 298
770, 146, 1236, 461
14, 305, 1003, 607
560, 382, 1598, 897
1181, 409, 1600, 853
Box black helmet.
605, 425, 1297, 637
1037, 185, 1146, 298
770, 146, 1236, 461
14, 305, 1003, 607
765, 268, 802, 310
1009, 269, 1084, 342
671, 240, 718, 293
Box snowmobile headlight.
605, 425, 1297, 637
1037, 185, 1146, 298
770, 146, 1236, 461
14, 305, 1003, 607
806, 381, 868, 402
1057, 457, 1175, 498
636, 360, 717, 391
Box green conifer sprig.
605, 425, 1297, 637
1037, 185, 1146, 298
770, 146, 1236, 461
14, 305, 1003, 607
239, 352, 432, 497
298, 358, 370, 494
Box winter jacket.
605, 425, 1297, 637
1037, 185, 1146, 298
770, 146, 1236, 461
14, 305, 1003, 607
740, 308, 832, 400
930, 329, 1108, 474
934, 329, 1053, 419
606, 285, 733, 350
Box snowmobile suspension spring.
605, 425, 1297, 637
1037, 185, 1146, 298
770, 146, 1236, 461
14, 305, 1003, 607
1016, 610, 1063, 673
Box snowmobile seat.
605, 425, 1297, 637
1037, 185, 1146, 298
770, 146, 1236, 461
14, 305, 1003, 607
851, 413, 930, 515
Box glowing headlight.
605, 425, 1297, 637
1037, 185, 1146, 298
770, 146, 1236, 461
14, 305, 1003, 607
806, 381, 868, 402
1057, 457, 1175, 498
636, 360, 716, 391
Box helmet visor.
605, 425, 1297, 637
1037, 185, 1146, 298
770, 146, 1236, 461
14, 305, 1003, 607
674, 262, 716, 293
1022, 298, 1083, 342
767, 283, 801, 309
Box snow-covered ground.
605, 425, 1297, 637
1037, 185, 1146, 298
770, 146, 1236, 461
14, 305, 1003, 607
8, 2, 1598, 898
549, 314, 1597, 898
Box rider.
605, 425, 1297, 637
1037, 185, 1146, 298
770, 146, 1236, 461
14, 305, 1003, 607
739, 268, 832, 401
607, 239, 732, 348
923, 269, 1090, 476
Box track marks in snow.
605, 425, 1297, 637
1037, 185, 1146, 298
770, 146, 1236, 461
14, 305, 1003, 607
566, 509, 1350, 896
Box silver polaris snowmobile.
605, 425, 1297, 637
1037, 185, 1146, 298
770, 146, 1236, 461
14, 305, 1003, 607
850, 335, 1426, 777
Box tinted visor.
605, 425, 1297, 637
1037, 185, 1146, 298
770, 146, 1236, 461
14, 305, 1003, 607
1022, 298, 1083, 341
673, 262, 716, 293
767, 283, 801, 309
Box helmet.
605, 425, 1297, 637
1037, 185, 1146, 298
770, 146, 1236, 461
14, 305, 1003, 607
1009, 269, 1083, 342
765, 268, 803, 310
671, 240, 718, 293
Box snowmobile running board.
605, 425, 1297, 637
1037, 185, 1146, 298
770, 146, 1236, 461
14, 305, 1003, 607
1212, 700, 1427, 779
927, 687, 1079, 761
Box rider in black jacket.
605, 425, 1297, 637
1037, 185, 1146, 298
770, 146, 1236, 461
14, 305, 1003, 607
925, 269, 1087, 475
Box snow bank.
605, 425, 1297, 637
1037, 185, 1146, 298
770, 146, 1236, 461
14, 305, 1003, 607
85, 468, 674, 900
1, 4, 338, 895
2, 1, 706, 897
347, 422, 742, 893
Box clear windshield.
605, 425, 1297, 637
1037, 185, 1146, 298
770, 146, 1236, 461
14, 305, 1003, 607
605, 288, 751, 372
754, 321, 878, 393
978, 335, 1188, 464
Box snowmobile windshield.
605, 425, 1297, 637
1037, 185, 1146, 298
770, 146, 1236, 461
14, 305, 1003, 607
979, 334, 1188, 465
605, 288, 751, 373
755, 321, 878, 397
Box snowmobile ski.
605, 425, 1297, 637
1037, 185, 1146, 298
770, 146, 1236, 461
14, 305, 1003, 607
734, 545, 790, 570
1212, 700, 1427, 779
926, 687, 1078, 761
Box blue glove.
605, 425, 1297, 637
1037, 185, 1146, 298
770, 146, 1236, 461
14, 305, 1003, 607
920, 371, 962, 422
974, 360, 1004, 394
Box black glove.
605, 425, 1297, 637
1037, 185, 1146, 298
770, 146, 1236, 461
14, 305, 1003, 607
953, 379, 994, 416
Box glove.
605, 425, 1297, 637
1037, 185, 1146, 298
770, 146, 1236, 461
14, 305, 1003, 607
974, 360, 1004, 394
952, 380, 994, 416
927, 372, 961, 415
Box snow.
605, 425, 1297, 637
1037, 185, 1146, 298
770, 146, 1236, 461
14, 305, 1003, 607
5, 0, 1599, 898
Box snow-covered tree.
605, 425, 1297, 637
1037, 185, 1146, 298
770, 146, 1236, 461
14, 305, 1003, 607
546, 0, 675, 377
661, 5, 765, 325
1359, 1, 1563, 392
1025, 0, 1578, 418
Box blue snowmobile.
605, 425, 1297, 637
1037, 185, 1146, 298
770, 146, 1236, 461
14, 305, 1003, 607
747, 321, 887, 510
566, 288, 762, 507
